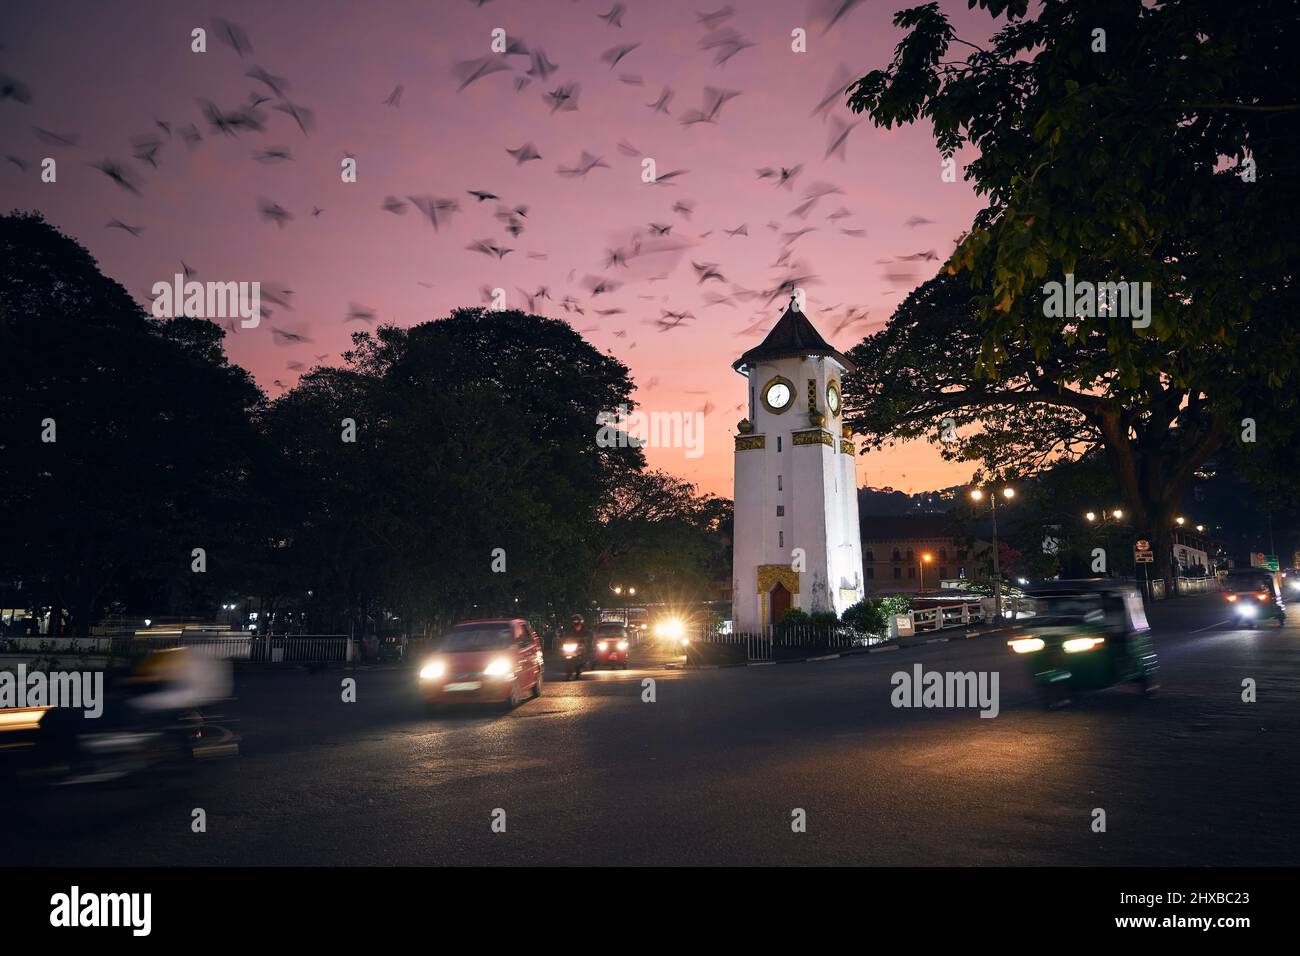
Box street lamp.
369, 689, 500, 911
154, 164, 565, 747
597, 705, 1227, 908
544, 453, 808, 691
971, 484, 1015, 621
611, 583, 636, 625
918, 552, 933, 592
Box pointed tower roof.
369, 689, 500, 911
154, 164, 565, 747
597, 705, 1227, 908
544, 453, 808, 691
732, 295, 856, 373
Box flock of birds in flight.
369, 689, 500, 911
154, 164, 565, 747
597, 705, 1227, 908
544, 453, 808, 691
2, 1, 948, 403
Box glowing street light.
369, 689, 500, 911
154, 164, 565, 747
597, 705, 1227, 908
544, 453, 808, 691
919, 551, 934, 591
970, 483, 1015, 620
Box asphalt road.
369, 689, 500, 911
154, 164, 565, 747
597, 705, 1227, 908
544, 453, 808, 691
4, 593, 1298, 866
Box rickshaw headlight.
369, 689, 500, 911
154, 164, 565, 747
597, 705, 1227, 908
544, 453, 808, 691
617, 640, 629, 651
1063, 637, 1105, 653
1008, 638, 1044, 654
596, 641, 608, 651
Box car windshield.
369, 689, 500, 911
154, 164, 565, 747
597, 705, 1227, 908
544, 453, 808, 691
442, 627, 513, 651
1024, 593, 1114, 626
597, 624, 627, 635
1226, 573, 1272, 592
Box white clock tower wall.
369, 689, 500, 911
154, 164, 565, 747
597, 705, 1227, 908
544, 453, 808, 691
731, 299, 866, 634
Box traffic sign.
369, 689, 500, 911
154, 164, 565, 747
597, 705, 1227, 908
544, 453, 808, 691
1135, 551, 1154, 563
1135, 540, 1151, 551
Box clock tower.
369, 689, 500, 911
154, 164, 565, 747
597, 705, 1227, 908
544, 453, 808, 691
731, 296, 864, 633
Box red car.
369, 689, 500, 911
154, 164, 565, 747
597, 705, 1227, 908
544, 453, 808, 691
418, 619, 544, 710
591, 623, 632, 669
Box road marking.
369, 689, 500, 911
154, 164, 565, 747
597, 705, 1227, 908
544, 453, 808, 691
1188, 618, 1232, 634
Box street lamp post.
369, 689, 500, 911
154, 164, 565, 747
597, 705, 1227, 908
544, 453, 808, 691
918, 552, 933, 593
612, 584, 636, 625
971, 485, 1015, 622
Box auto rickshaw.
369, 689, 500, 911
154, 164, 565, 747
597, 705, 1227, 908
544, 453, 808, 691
1007, 581, 1159, 707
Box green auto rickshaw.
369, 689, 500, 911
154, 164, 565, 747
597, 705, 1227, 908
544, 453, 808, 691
1007, 580, 1159, 708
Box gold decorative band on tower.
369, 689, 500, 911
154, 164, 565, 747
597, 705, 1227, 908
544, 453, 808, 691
735, 434, 766, 451
840, 439, 854, 455
756, 563, 800, 594
791, 428, 833, 447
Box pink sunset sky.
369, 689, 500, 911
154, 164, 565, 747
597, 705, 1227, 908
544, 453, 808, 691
0, 0, 1001, 498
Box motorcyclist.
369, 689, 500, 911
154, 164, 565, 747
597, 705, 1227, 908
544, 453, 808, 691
562, 614, 591, 673
123, 647, 230, 719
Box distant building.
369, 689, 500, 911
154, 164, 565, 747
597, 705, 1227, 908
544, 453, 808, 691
859, 514, 991, 595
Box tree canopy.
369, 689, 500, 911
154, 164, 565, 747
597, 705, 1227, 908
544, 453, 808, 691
0, 213, 729, 634
843, 0, 1300, 583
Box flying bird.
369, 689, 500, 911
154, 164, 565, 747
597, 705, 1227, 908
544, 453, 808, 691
212, 18, 253, 56
557, 150, 609, 177
506, 142, 541, 163
271, 326, 312, 345
699, 28, 755, 66
812, 0, 869, 35
543, 82, 580, 113
407, 195, 461, 230
90, 160, 141, 195
106, 219, 143, 237
384, 85, 403, 107
345, 303, 377, 324
467, 238, 513, 259
601, 43, 640, 69
646, 87, 674, 114
697, 8, 735, 30
825, 116, 859, 160
757, 164, 803, 189
680, 87, 741, 126
453, 56, 511, 92
598, 3, 626, 27
257, 198, 293, 227
33, 127, 78, 147
527, 49, 560, 80
0, 73, 32, 103
253, 147, 294, 163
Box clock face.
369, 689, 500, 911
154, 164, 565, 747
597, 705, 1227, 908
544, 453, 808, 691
765, 382, 792, 410
827, 382, 841, 415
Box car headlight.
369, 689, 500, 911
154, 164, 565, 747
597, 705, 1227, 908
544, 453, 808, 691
1008, 638, 1045, 654
617, 640, 629, 651
1063, 636, 1105, 653
597, 641, 608, 651
562, 641, 578, 653
483, 657, 513, 677
662, 618, 685, 639
418, 660, 446, 681
1237, 603, 1257, 616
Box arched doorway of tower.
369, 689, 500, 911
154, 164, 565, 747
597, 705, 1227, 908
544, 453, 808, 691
769, 582, 792, 625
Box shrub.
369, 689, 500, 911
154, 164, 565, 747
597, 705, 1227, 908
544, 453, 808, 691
809, 610, 839, 628
776, 608, 811, 628
842, 599, 887, 635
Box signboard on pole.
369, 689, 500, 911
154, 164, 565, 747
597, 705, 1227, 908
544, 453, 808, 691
1134, 550, 1154, 564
